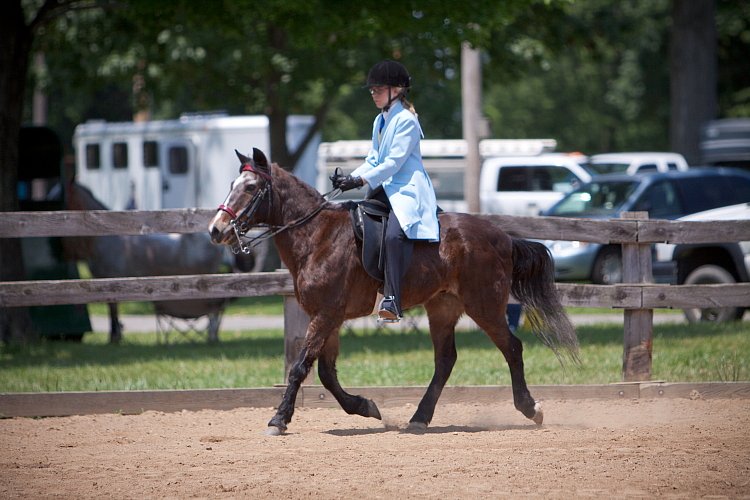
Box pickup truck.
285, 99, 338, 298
654, 202, 750, 323
479, 154, 592, 216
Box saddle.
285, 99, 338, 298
346, 199, 390, 281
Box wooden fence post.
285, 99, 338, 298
283, 294, 311, 384
621, 211, 654, 381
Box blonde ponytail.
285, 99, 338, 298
400, 95, 417, 115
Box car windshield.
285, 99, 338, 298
588, 162, 630, 175
547, 179, 638, 216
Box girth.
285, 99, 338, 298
346, 199, 390, 281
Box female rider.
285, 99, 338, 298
332, 60, 440, 322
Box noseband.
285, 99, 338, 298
216, 162, 340, 255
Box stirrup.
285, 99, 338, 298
378, 296, 402, 323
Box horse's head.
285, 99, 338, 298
209, 147, 274, 253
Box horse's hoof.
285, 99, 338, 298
407, 421, 428, 433
366, 399, 382, 420
265, 426, 285, 436
531, 402, 544, 426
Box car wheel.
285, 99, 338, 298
683, 265, 744, 323
592, 246, 622, 284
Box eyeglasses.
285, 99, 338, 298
369, 86, 388, 96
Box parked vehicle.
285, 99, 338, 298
588, 152, 688, 176
479, 153, 592, 216
700, 118, 750, 171
541, 168, 750, 284
654, 202, 750, 323
316, 138, 557, 213
74, 113, 319, 210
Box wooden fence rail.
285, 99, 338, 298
2, 273, 750, 310
4, 209, 750, 243
2, 209, 750, 382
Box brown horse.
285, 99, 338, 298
209, 148, 578, 435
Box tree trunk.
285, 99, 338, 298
0, 1, 37, 343
670, 0, 717, 165
263, 23, 327, 173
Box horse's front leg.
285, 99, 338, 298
266, 314, 339, 435
266, 345, 316, 435
317, 333, 381, 420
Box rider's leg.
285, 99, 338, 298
380, 212, 413, 320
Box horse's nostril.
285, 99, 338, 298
210, 226, 221, 243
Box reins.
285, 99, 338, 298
218, 162, 342, 255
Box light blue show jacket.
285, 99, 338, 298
350, 100, 440, 242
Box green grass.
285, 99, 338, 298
0, 329, 285, 392
1, 320, 748, 392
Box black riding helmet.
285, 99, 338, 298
365, 60, 411, 89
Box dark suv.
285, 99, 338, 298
541, 167, 750, 284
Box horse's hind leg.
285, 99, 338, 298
317, 333, 382, 420
408, 295, 463, 430
465, 301, 542, 425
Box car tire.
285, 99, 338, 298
592, 246, 622, 285
683, 265, 744, 323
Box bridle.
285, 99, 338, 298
217, 162, 340, 254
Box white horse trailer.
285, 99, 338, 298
74, 113, 319, 210
316, 138, 557, 212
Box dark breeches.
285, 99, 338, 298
369, 187, 413, 312
384, 211, 413, 310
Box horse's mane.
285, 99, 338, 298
270, 163, 343, 212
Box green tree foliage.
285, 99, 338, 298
482, 0, 749, 154
29, 0, 543, 167
19, 1, 750, 162
716, 0, 750, 117
483, 0, 673, 153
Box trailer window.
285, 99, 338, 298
143, 141, 159, 168
112, 142, 128, 169
85, 144, 101, 170
168, 146, 188, 174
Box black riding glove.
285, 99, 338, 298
329, 168, 345, 189
332, 174, 364, 192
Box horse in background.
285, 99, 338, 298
59, 180, 228, 344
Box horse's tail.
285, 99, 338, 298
511, 238, 579, 364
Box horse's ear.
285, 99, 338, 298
235, 149, 251, 165
252, 147, 269, 171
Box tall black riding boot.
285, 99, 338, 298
378, 212, 413, 323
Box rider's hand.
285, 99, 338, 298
335, 175, 364, 192
329, 167, 347, 188
330, 167, 364, 192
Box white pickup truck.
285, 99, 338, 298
588, 152, 689, 175
479, 154, 592, 216
654, 202, 750, 323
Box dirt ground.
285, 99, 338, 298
1, 398, 749, 499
